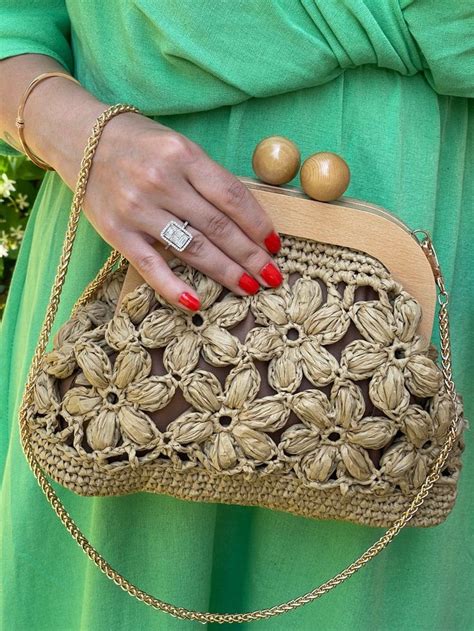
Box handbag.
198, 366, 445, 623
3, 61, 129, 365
18, 104, 466, 624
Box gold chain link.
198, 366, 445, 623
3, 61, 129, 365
16, 106, 463, 624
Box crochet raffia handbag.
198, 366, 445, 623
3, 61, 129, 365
19, 105, 466, 624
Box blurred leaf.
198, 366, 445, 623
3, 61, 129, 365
7, 155, 43, 181
0, 204, 20, 230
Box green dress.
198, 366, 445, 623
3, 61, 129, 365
1, 2, 473, 629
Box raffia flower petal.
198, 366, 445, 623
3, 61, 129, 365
84, 300, 113, 326
404, 355, 441, 397
139, 308, 184, 348
402, 405, 433, 447
350, 301, 395, 345
207, 432, 237, 470
291, 389, 331, 429
380, 441, 416, 478
430, 393, 454, 439
201, 325, 240, 365
299, 340, 339, 387
207, 294, 249, 328
280, 425, 320, 456
79, 324, 109, 349
105, 311, 137, 350
53, 315, 90, 348
121, 284, 156, 324
167, 411, 214, 444
233, 424, 276, 462
305, 303, 349, 344
75, 341, 113, 389
331, 381, 365, 428
340, 339, 387, 381
192, 271, 223, 310
251, 292, 288, 326
393, 294, 422, 342
268, 346, 303, 392
340, 444, 373, 480
163, 331, 200, 374
240, 395, 289, 431
301, 446, 338, 482
369, 364, 410, 417
86, 409, 120, 450
412, 455, 429, 488
181, 370, 222, 413
245, 326, 284, 361
101, 273, 125, 307
224, 362, 260, 409
62, 386, 102, 416
118, 405, 158, 446
347, 418, 395, 449
288, 278, 322, 324
126, 375, 176, 412
113, 345, 152, 389
33, 371, 59, 413
44, 344, 76, 379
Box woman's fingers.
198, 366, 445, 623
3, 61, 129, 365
133, 207, 283, 296
138, 182, 283, 289
113, 232, 202, 311
186, 151, 282, 254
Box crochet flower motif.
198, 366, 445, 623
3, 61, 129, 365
61, 340, 175, 451
380, 394, 454, 491
43, 301, 114, 379
341, 293, 441, 418
279, 380, 395, 487
167, 360, 289, 472
116, 269, 250, 375
246, 277, 349, 392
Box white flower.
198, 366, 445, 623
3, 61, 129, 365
0, 173, 16, 198
0, 243, 8, 257
15, 193, 29, 209
9, 225, 25, 240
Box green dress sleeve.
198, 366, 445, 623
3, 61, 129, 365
400, 0, 474, 97
0, 0, 73, 155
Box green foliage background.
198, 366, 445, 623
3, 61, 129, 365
0, 156, 43, 317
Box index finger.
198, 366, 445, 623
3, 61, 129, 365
186, 153, 281, 254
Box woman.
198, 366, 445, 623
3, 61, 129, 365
0, 2, 472, 629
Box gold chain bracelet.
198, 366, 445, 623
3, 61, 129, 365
15, 71, 81, 170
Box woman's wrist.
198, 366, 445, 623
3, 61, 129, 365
21, 77, 108, 184
0, 54, 108, 185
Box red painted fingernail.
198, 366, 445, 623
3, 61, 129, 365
264, 231, 281, 254
179, 292, 201, 311
238, 272, 260, 294
260, 263, 283, 287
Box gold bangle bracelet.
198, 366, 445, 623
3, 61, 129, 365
15, 71, 81, 171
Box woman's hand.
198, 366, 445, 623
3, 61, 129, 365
0, 55, 282, 312
74, 112, 283, 311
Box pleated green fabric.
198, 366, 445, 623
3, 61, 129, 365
1, 2, 473, 629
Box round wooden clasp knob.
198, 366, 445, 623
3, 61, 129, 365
300, 152, 350, 201
252, 136, 301, 185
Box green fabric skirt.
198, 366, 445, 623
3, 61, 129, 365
1, 66, 473, 630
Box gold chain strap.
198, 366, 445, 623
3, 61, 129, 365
17, 105, 463, 625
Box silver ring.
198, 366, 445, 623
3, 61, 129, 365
160, 220, 193, 252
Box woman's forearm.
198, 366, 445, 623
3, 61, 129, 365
0, 53, 107, 185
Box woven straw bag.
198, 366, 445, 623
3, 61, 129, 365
19, 105, 466, 624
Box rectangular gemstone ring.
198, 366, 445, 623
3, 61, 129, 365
160, 220, 193, 252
